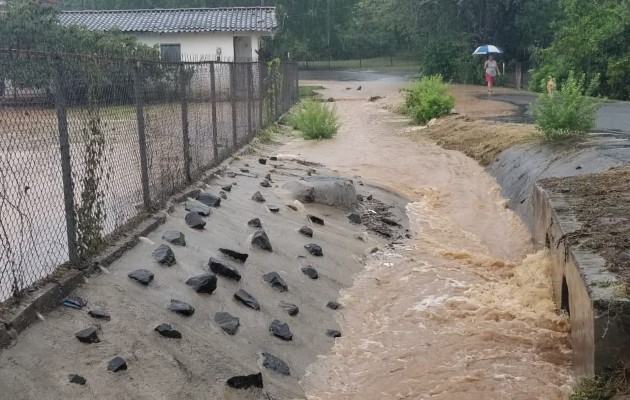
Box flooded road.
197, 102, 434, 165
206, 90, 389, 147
281, 81, 574, 398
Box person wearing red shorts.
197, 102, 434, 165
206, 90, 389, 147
484, 55, 500, 93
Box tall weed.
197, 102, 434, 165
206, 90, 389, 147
405, 75, 455, 124
286, 100, 340, 140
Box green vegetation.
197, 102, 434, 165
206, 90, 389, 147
570, 362, 630, 400
298, 85, 324, 100
286, 100, 340, 140
404, 75, 455, 125
533, 72, 602, 140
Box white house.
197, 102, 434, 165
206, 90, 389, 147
59, 7, 277, 62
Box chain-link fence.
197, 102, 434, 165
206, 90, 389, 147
0, 50, 298, 302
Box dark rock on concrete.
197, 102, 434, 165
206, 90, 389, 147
240, 168, 249, 173
75, 327, 100, 344
327, 301, 342, 310
154, 323, 182, 339
248, 218, 262, 228
358, 181, 364, 186
260, 181, 271, 188
357, 86, 362, 90
262, 353, 290, 376
214, 312, 240, 335
278, 301, 299, 316
367, 195, 373, 201
252, 230, 273, 252
227, 373, 263, 389
209, 258, 241, 281
265, 174, 272, 181
299, 226, 313, 238
252, 191, 266, 202
219, 248, 249, 263
68, 374, 86, 385
107, 357, 127, 372
263, 272, 288, 292
128, 269, 154, 285
301, 266, 319, 280
162, 230, 186, 246
305, 244, 323, 257
234, 289, 260, 310
152, 244, 176, 266
270, 156, 278, 161
270, 319, 293, 341
357, 194, 364, 202
222, 184, 233, 192
197, 193, 221, 207
62, 294, 87, 310
268, 205, 280, 213
220, 191, 228, 200
184, 202, 212, 217
169, 299, 195, 316
348, 212, 362, 224
88, 309, 111, 321
259, 158, 267, 165
326, 329, 342, 338
185, 274, 218, 294
308, 215, 325, 225
185, 212, 206, 230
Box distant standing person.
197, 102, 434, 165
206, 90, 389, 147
484, 55, 500, 94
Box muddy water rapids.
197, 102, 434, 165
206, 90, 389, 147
280, 81, 574, 399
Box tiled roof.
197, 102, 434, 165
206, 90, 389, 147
59, 7, 277, 33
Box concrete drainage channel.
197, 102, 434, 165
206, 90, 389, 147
0, 144, 409, 399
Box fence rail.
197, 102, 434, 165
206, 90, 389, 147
0, 51, 298, 302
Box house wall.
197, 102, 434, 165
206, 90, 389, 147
135, 31, 266, 62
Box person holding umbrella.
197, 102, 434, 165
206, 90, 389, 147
473, 45, 503, 94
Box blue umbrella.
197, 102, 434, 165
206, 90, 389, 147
472, 45, 503, 55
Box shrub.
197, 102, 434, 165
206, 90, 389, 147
405, 75, 455, 124
533, 71, 602, 140
286, 100, 340, 140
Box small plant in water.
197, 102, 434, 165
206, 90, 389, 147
404, 74, 454, 124
286, 99, 340, 140
569, 361, 630, 400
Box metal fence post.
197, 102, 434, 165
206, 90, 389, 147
247, 63, 253, 137
132, 61, 151, 210
53, 56, 78, 264
274, 65, 280, 120
179, 64, 191, 182
229, 63, 238, 150
259, 62, 265, 128
209, 62, 219, 163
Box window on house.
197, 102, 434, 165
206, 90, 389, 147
160, 44, 181, 62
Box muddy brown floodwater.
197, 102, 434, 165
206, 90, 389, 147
281, 81, 574, 399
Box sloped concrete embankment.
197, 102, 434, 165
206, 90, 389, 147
489, 137, 630, 377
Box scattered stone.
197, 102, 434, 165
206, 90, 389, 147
270, 319, 293, 341
240, 168, 249, 173
62, 294, 87, 310
185, 212, 205, 230
197, 193, 221, 207
367, 195, 373, 201
326, 97, 334, 102
128, 269, 154, 286
214, 312, 240, 335
357, 86, 362, 91
186, 274, 218, 294
152, 244, 176, 266
307, 215, 325, 225
220, 191, 228, 200
252, 230, 273, 252
219, 248, 249, 263
327, 301, 342, 310
244, 163, 249, 167
270, 156, 278, 161
107, 357, 127, 373
301, 266, 319, 280
208, 258, 241, 281
154, 323, 182, 339
252, 191, 266, 202
576, 165, 583, 170
226, 373, 263, 389
357, 194, 364, 202
265, 173, 272, 181
304, 244, 323, 257
370, 247, 379, 254
268, 205, 280, 213
68, 374, 86, 385
358, 181, 364, 186
299, 226, 313, 238
348, 212, 362, 224
405, 233, 412, 239
162, 230, 186, 246
75, 327, 100, 344
184, 202, 212, 217
278, 301, 299, 316
263, 272, 288, 292
307, 171, 312, 176
262, 353, 290, 376
222, 184, 233, 192
369, 96, 383, 102
260, 181, 271, 188
248, 218, 262, 228
234, 289, 260, 310
227, 172, 237, 178
169, 299, 195, 316
259, 158, 267, 165
326, 329, 342, 338
88, 309, 111, 321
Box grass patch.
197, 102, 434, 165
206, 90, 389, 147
299, 85, 324, 100
570, 362, 630, 400
286, 99, 340, 140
